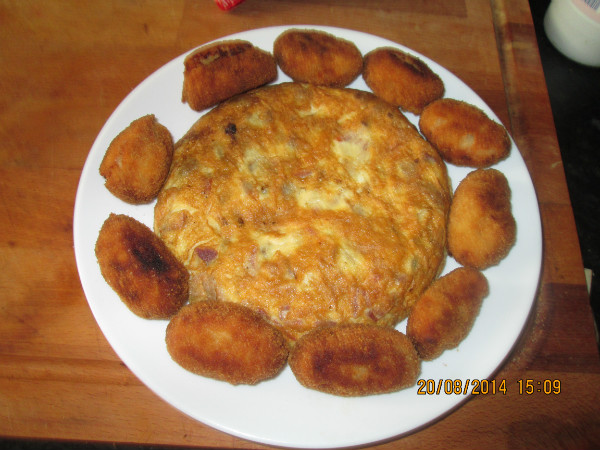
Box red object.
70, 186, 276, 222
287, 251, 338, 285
215, 0, 246, 10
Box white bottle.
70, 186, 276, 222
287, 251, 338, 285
544, 0, 600, 67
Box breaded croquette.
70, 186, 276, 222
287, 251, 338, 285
289, 324, 420, 396
182, 40, 277, 111
448, 168, 516, 269
95, 214, 188, 319
419, 98, 511, 167
165, 301, 289, 385
362, 47, 444, 114
273, 29, 363, 87
406, 267, 489, 360
99, 114, 174, 204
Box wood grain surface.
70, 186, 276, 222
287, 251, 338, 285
1, 0, 599, 448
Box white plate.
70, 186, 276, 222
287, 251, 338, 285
73, 25, 542, 448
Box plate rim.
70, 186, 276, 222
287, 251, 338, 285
73, 24, 543, 449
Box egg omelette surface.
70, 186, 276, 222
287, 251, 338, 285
154, 82, 451, 341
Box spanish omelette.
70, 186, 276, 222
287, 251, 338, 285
154, 82, 451, 341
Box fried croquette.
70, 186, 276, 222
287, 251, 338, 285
448, 168, 517, 269
406, 267, 489, 360
165, 301, 289, 385
182, 40, 277, 111
362, 47, 444, 114
289, 324, 420, 396
273, 29, 363, 87
419, 98, 511, 167
99, 114, 174, 204
95, 214, 188, 319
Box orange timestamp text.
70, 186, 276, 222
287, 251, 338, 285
416, 378, 562, 395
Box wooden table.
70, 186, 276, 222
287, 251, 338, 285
2, 0, 599, 448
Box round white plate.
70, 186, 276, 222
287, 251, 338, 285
73, 25, 542, 448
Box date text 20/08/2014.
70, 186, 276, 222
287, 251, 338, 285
416, 379, 562, 395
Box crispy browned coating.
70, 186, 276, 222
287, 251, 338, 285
406, 267, 489, 360
165, 301, 289, 385
419, 99, 511, 168
99, 114, 174, 204
289, 324, 420, 396
447, 168, 516, 269
273, 29, 363, 87
95, 214, 188, 319
182, 40, 277, 111
362, 47, 444, 114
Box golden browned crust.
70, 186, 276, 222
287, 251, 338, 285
289, 323, 420, 396
182, 40, 277, 111
419, 99, 511, 168
406, 267, 489, 360
155, 83, 451, 341
447, 169, 516, 269
95, 214, 188, 319
99, 115, 174, 204
273, 29, 363, 87
165, 301, 289, 385
362, 47, 444, 114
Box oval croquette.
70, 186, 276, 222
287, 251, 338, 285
99, 115, 174, 204
166, 301, 289, 385
289, 324, 420, 396
406, 267, 489, 360
182, 40, 277, 111
274, 29, 363, 87
447, 168, 517, 269
363, 47, 444, 114
419, 99, 510, 168
95, 214, 188, 319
